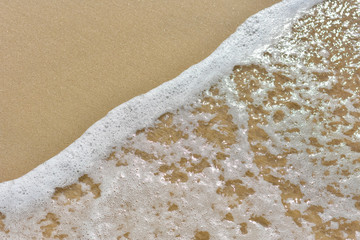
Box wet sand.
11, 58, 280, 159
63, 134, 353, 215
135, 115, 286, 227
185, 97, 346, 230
0, 0, 280, 182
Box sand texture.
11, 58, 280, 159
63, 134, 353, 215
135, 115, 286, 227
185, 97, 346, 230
0, 0, 279, 182
0, 0, 359, 239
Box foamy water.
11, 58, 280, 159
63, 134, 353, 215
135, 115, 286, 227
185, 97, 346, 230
1, 0, 360, 239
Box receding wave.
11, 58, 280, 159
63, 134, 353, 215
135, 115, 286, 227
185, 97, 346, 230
1, 0, 360, 239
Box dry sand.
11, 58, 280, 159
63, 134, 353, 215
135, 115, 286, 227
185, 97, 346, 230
0, 0, 280, 182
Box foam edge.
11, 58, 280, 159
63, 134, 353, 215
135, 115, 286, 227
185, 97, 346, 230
0, 0, 323, 215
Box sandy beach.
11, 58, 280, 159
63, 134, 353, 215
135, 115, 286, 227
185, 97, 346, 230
0, 0, 279, 182
1, 0, 359, 238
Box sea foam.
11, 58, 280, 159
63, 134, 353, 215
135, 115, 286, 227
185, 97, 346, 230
3, 0, 360, 239
0, 0, 321, 214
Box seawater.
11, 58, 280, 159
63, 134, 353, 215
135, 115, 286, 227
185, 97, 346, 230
1, 0, 360, 239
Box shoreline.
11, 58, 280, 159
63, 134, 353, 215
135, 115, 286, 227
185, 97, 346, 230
0, 0, 280, 182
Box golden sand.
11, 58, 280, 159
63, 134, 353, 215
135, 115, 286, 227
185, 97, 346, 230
0, 0, 280, 183
1, 0, 359, 239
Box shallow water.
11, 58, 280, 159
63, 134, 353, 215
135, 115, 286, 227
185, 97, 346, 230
1, 0, 359, 239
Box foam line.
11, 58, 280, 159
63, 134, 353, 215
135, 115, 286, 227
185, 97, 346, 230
0, 0, 322, 215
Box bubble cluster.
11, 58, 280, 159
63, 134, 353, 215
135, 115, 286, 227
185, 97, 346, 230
2, 0, 359, 239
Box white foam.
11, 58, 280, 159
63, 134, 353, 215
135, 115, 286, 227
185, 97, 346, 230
0, 0, 322, 231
